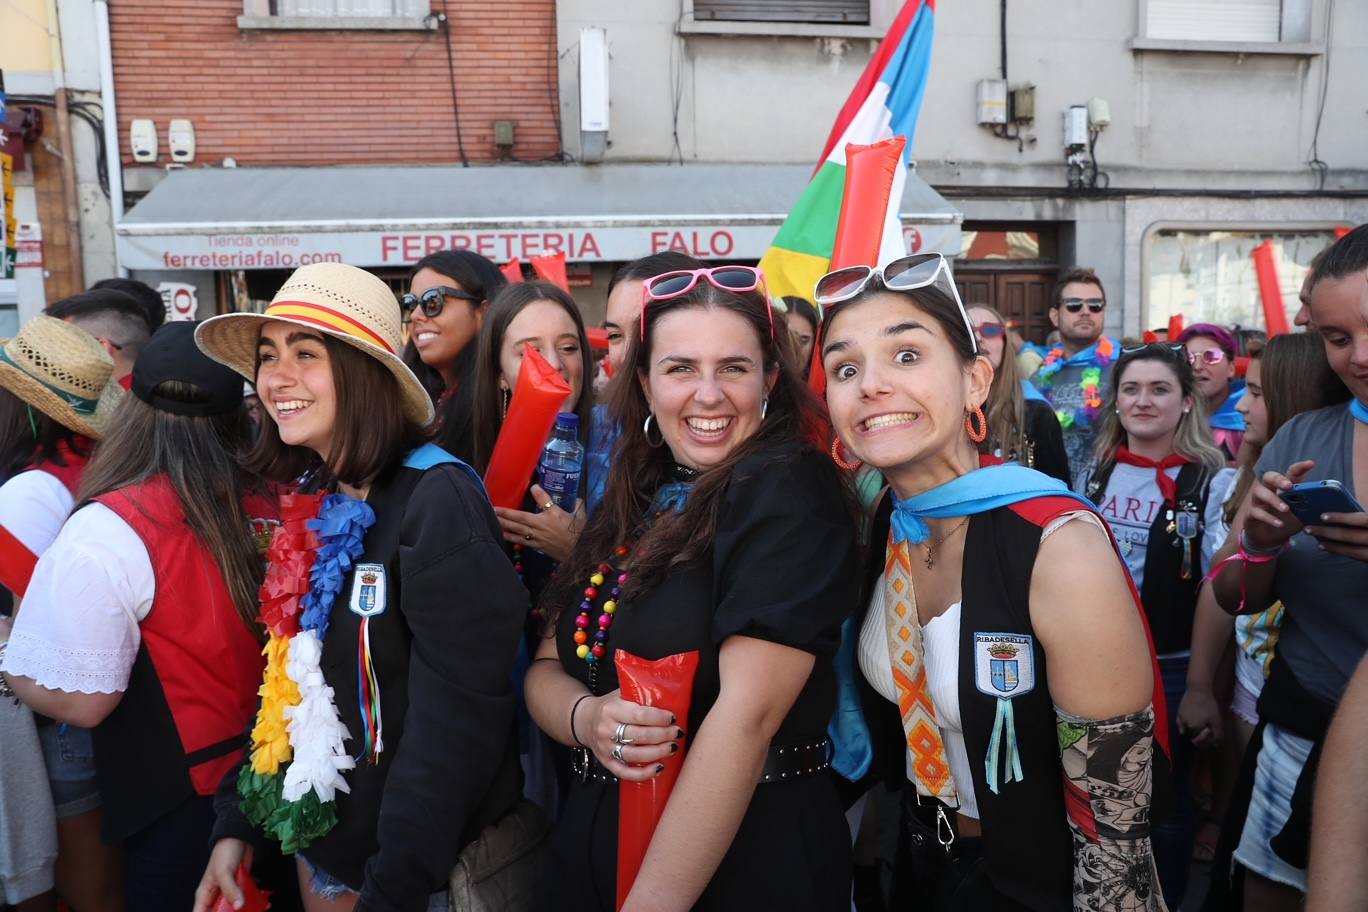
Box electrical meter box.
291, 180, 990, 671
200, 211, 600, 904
130, 119, 157, 163
168, 119, 196, 163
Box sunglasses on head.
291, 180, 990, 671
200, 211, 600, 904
1186, 348, 1228, 366
814, 253, 978, 355
1120, 341, 1186, 360
973, 322, 1007, 339
400, 285, 482, 322
640, 266, 773, 341
1060, 297, 1105, 314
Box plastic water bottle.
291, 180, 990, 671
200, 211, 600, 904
538, 413, 584, 512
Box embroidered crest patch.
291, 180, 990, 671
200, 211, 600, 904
349, 563, 387, 618
973, 632, 1035, 699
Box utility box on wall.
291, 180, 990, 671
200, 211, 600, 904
579, 27, 609, 163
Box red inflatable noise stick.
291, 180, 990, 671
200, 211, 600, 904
482, 343, 573, 509
210, 862, 271, 912
615, 649, 700, 911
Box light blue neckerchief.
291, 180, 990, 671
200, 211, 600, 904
1351, 399, 1368, 424
892, 463, 1095, 794
1021, 379, 1047, 403
1209, 381, 1247, 432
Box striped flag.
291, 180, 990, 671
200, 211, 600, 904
758, 0, 937, 302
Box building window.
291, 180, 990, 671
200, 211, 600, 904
692, 0, 869, 24
1137, 0, 1316, 48
1145, 228, 1335, 332
271, 0, 426, 15
238, 0, 432, 29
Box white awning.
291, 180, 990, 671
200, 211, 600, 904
117, 163, 961, 271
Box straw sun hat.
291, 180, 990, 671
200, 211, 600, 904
195, 263, 434, 426
0, 314, 125, 439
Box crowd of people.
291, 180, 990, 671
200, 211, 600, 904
0, 224, 1363, 912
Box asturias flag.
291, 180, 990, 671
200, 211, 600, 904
758, 0, 937, 302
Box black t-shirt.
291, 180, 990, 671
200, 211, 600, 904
554, 442, 859, 743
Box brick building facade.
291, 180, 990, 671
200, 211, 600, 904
110, 0, 562, 168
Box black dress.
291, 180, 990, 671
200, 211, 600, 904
547, 443, 859, 911
1023, 398, 1072, 488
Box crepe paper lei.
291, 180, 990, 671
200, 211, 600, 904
1035, 338, 1114, 430
238, 492, 376, 854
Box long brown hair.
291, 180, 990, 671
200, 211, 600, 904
971, 304, 1027, 461
246, 335, 426, 488
470, 281, 594, 474
77, 383, 264, 635
1225, 332, 1351, 524
542, 279, 831, 619
1092, 345, 1226, 475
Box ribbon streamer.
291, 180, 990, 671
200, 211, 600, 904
985, 697, 1024, 795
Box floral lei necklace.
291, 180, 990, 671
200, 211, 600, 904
238, 491, 377, 853
1033, 336, 1115, 429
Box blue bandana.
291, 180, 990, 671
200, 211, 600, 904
1351, 399, 1368, 424
890, 463, 1095, 544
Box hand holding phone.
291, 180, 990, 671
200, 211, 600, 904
1279, 480, 1365, 528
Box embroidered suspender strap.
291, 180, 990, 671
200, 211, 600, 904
883, 536, 957, 803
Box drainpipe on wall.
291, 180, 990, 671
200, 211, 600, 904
94, 0, 126, 276
46, 0, 84, 289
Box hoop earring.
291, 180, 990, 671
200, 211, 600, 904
761, 398, 769, 421
965, 404, 988, 443
501, 388, 510, 420
643, 413, 665, 448
830, 437, 861, 471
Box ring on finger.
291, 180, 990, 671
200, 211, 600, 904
612, 722, 634, 745
541, 500, 556, 511
524, 533, 534, 541
611, 744, 625, 763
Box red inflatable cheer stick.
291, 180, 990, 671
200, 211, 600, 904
501, 258, 525, 284
209, 862, 271, 912
482, 343, 572, 509
531, 250, 570, 292
1252, 240, 1290, 338
615, 649, 700, 911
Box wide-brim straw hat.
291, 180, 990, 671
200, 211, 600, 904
0, 314, 125, 439
195, 263, 434, 426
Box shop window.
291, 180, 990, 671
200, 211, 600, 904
957, 228, 1056, 263
1145, 228, 1336, 333
692, 0, 869, 24
239, 0, 432, 29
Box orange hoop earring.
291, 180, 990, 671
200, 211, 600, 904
965, 405, 988, 443
831, 437, 862, 471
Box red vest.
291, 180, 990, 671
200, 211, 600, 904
96, 476, 272, 797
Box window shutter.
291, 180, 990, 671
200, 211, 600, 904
276, 0, 426, 16
693, 0, 870, 24
1146, 0, 1281, 42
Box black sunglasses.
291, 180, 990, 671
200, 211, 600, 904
400, 285, 482, 322
1059, 297, 1105, 314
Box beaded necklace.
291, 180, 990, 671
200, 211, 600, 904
571, 463, 699, 694
1034, 337, 1114, 429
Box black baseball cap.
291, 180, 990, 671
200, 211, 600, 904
131, 321, 245, 417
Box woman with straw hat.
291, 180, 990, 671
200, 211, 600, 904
190, 263, 529, 912
1, 321, 280, 910
0, 314, 125, 912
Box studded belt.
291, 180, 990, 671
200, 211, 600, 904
576, 736, 832, 785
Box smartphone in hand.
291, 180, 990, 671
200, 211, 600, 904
1279, 480, 1365, 529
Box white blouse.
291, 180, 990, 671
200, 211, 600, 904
0, 469, 74, 561
2, 504, 155, 694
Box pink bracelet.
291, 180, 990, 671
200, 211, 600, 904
1205, 541, 1286, 613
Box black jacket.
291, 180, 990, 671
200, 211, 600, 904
214, 460, 526, 912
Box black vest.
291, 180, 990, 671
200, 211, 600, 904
858, 495, 1171, 911
1086, 461, 1211, 655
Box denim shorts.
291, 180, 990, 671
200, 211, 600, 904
299, 854, 448, 910
1233, 722, 1312, 892
36, 722, 101, 818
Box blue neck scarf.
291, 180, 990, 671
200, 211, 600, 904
890, 463, 1096, 544
1209, 381, 1247, 432
1351, 399, 1368, 425
649, 463, 700, 515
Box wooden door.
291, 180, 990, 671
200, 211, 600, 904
954, 269, 1057, 345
